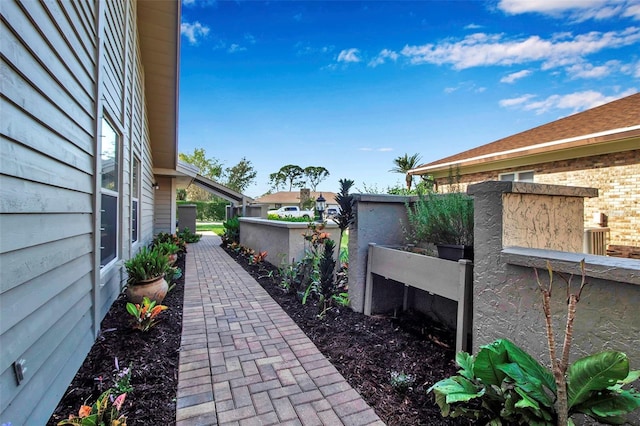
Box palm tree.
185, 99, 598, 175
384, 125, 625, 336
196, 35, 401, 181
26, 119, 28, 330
390, 153, 422, 189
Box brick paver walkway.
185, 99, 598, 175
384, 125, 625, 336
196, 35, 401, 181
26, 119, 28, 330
176, 235, 384, 426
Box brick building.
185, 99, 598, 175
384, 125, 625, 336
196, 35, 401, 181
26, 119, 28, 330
408, 92, 639, 251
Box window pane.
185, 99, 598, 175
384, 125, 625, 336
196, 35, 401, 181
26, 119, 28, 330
132, 158, 140, 198
500, 173, 515, 181
519, 171, 534, 182
101, 193, 117, 266
132, 199, 138, 243
101, 119, 118, 190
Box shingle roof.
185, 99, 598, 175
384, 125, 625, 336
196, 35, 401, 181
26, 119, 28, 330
413, 92, 640, 172
254, 191, 338, 205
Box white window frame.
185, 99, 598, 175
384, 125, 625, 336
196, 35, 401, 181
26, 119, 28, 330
100, 117, 120, 268
499, 170, 535, 182
131, 156, 140, 244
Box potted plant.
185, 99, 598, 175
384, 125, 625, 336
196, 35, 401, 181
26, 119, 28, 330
154, 241, 180, 265
406, 190, 474, 261
124, 246, 170, 303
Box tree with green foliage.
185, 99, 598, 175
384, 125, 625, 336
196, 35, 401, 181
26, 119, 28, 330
390, 153, 422, 190
224, 157, 256, 192
179, 148, 223, 201
268, 171, 286, 192
303, 166, 330, 191
271, 164, 305, 191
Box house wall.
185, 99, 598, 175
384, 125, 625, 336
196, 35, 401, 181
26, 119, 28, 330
435, 150, 640, 247
0, 1, 157, 423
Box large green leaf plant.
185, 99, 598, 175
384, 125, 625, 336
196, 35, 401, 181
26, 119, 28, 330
429, 261, 640, 425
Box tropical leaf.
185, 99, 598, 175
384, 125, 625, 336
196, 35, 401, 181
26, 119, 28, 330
500, 339, 556, 393
456, 351, 475, 380
568, 351, 630, 408
499, 362, 554, 408
573, 389, 640, 420
474, 340, 508, 386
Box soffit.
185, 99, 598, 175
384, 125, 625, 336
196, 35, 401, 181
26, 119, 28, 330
137, 1, 180, 170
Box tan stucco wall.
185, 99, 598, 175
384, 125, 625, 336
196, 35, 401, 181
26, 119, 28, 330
435, 150, 639, 246
503, 193, 584, 252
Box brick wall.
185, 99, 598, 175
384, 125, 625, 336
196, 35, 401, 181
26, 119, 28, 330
435, 149, 639, 246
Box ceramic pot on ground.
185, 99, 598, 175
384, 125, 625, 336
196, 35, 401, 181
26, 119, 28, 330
126, 275, 168, 304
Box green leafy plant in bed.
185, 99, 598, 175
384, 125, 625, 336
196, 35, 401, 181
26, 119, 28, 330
428, 261, 640, 425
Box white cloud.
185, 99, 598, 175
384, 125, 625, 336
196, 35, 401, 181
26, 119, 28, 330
378, 148, 394, 152
623, 3, 640, 19
465, 23, 483, 29
182, 0, 217, 8
499, 94, 535, 107
228, 44, 246, 53
501, 89, 637, 114
368, 49, 399, 67
337, 48, 361, 63
359, 147, 373, 151
500, 69, 533, 83
181, 21, 210, 45
565, 60, 621, 78
296, 42, 334, 56
244, 33, 256, 44
400, 27, 640, 70
497, 0, 637, 22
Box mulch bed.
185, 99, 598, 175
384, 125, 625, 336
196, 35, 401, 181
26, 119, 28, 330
223, 245, 471, 426
47, 253, 185, 426
48, 241, 471, 425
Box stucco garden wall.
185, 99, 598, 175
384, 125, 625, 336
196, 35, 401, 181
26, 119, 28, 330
468, 181, 640, 381
239, 218, 340, 266
347, 194, 414, 313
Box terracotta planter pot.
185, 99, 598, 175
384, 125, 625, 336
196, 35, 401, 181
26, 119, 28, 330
126, 275, 168, 304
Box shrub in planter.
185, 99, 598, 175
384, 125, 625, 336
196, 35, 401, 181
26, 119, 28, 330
124, 246, 170, 303
406, 190, 474, 260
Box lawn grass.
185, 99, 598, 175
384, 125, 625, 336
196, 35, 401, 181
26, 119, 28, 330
196, 222, 224, 235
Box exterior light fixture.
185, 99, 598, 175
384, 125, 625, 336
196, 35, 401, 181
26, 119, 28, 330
152, 182, 159, 190
315, 193, 326, 222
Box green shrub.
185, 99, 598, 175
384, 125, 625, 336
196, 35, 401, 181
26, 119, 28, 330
177, 200, 227, 221
267, 214, 311, 222
222, 216, 240, 246
177, 227, 201, 243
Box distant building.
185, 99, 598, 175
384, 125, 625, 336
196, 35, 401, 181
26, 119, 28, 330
254, 190, 339, 210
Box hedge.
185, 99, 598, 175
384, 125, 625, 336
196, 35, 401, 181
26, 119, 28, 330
177, 201, 227, 221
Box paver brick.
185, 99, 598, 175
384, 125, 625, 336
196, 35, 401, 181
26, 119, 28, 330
177, 236, 383, 426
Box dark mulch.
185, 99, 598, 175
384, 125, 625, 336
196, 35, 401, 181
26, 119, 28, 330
47, 253, 185, 426
223, 245, 471, 426
48, 240, 471, 425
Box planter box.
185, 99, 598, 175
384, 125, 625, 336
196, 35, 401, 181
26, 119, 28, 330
364, 243, 473, 352
239, 217, 340, 265
437, 244, 474, 261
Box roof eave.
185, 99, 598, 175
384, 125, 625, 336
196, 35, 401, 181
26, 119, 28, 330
409, 126, 640, 178
137, 0, 181, 170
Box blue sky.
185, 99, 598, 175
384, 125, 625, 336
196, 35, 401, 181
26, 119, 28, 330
178, 0, 640, 198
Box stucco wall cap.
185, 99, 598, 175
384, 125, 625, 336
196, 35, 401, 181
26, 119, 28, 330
467, 180, 598, 198
239, 217, 340, 229
352, 194, 417, 203
502, 246, 640, 285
